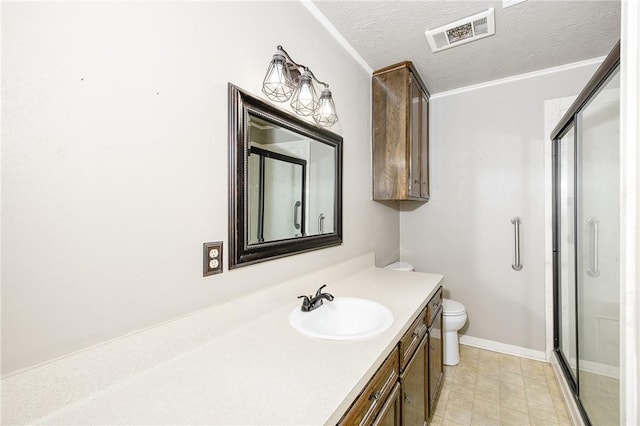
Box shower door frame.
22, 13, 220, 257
551, 41, 620, 425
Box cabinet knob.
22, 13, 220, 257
369, 390, 382, 401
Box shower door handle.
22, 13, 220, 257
511, 217, 523, 271
294, 201, 301, 230
587, 217, 600, 277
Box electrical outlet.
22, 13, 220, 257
203, 241, 223, 276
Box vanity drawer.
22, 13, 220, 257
338, 348, 400, 426
399, 308, 428, 370
427, 286, 443, 326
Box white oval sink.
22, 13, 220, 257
288, 297, 394, 340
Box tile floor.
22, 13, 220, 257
430, 345, 572, 425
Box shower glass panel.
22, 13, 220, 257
556, 125, 578, 385
576, 69, 620, 425
552, 41, 619, 426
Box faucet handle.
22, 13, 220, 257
315, 284, 334, 301
315, 284, 328, 297
298, 295, 311, 311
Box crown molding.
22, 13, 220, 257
300, 0, 374, 75
431, 56, 606, 99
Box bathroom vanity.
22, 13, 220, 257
338, 286, 443, 425
2, 254, 443, 425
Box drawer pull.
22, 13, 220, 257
404, 323, 427, 361
413, 324, 427, 337
360, 366, 398, 425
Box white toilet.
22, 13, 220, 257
383, 261, 415, 272
442, 298, 467, 366
384, 261, 468, 366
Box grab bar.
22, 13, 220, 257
511, 217, 523, 271
587, 217, 600, 277
294, 201, 301, 230
318, 213, 325, 234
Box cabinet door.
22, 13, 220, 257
401, 338, 427, 426
408, 73, 421, 198
372, 383, 401, 426
420, 92, 430, 200
428, 309, 444, 416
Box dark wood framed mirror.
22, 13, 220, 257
228, 83, 343, 269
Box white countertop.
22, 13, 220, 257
4, 256, 443, 425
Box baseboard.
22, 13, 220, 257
459, 335, 546, 361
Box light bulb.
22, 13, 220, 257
262, 54, 294, 102
313, 89, 338, 127
290, 71, 319, 116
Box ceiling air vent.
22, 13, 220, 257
425, 8, 495, 53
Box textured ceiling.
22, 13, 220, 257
312, 0, 621, 93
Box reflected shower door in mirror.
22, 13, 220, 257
248, 146, 306, 243
229, 84, 342, 269
247, 115, 336, 244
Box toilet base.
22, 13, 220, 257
444, 330, 460, 365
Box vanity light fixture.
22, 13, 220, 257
262, 45, 338, 127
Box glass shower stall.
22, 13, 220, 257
551, 42, 620, 425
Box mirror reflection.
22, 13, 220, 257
248, 116, 335, 244
228, 83, 342, 269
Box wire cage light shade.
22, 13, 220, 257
262, 53, 295, 102
261, 45, 338, 127
313, 89, 338, 127
290, 72, 319, 116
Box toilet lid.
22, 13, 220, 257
443, 298, 466, 315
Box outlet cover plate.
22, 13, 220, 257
203, 241, 223, 276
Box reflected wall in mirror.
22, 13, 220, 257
229, 84, 342, 269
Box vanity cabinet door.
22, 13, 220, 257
372, 383, 401, 426
400, 337, 428, 426
428, 308, 444, 417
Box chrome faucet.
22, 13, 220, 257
298, 284, 334, 312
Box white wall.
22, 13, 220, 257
620, 1, 640, 423
1, 1, 400, 375
399, 64, 599, 353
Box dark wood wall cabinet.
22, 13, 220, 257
338, 286, 444, 425
372, 61, 430, 202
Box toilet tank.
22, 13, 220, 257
384, 261, 415, 272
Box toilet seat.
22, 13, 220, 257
443, 298, 466, 316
